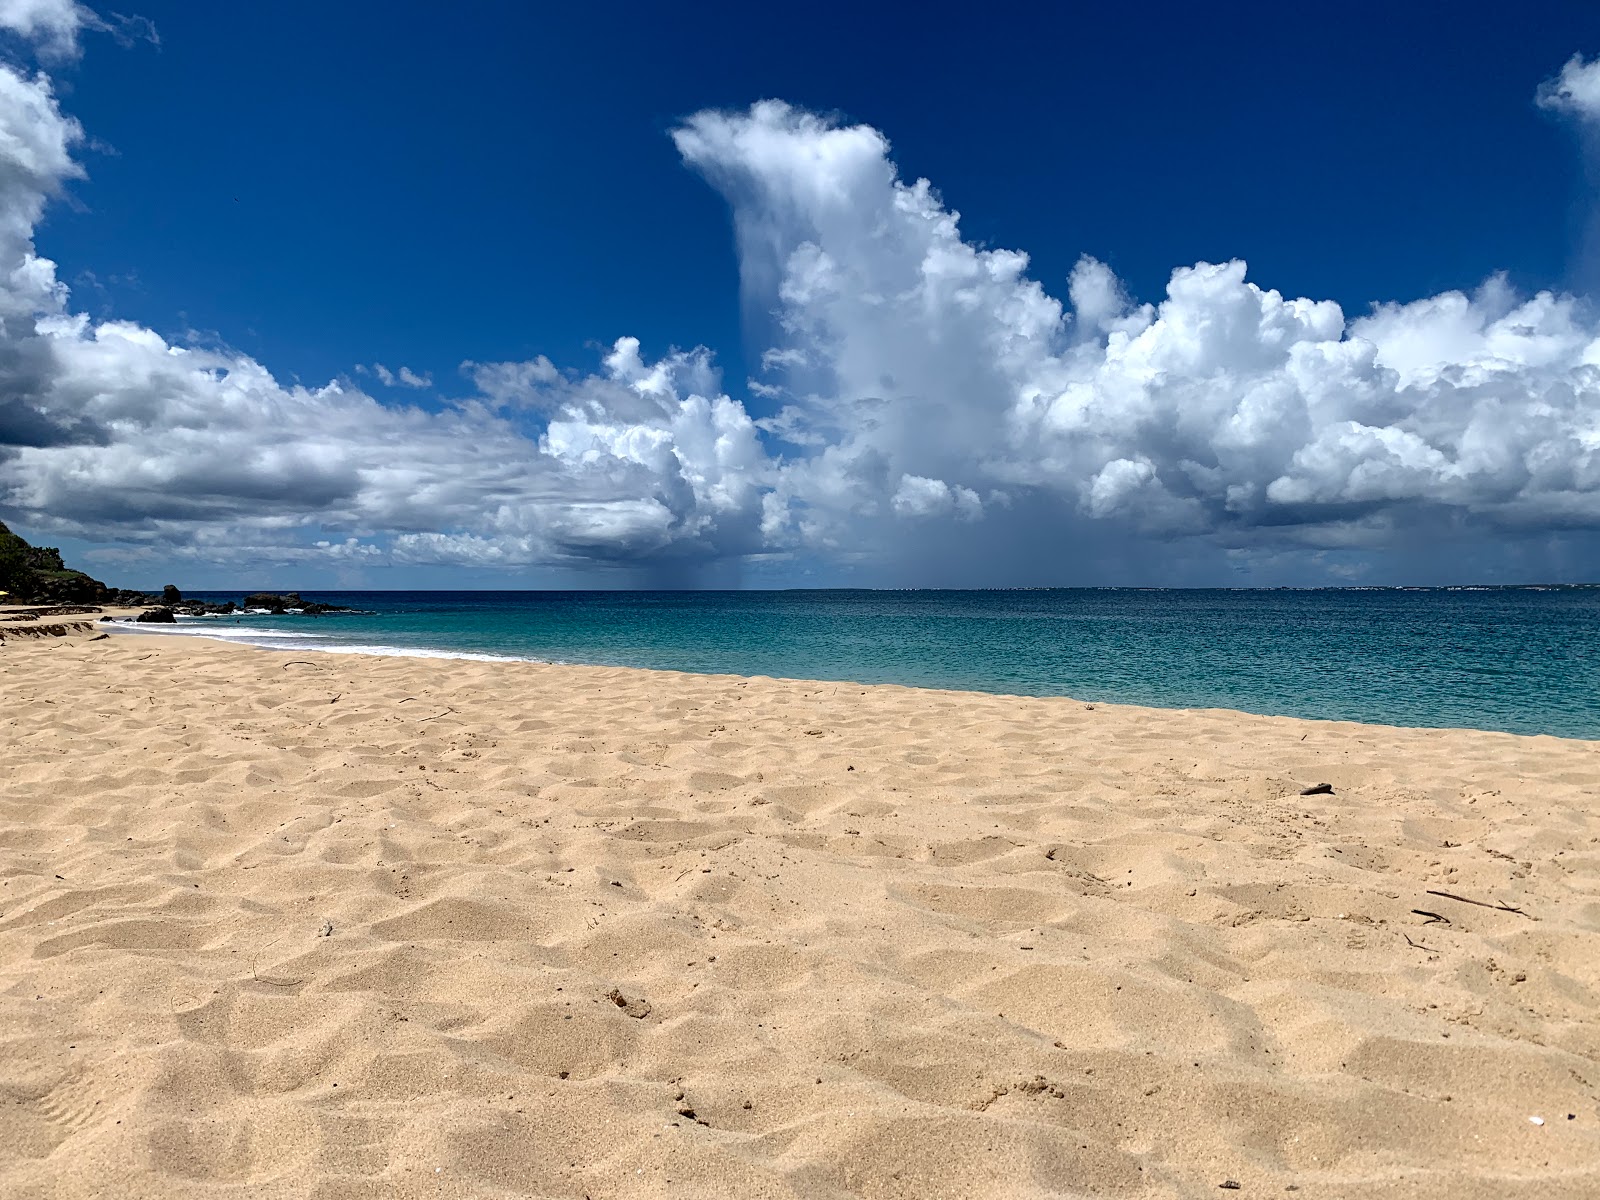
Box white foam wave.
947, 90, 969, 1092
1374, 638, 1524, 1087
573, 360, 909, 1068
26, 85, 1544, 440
173, 626, 332, 640
315, 644, 545, 664
107, 623, 331, 644
110, 621, 548, 664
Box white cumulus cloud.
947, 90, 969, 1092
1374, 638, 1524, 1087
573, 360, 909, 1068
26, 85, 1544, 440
1538, 53, 1600, 123
675, 96, 1600, 566
0, 0, 155, 60
0, 61, 767, 572
0, 0, 88, 59
2, 49, 1600, 583
891, 475, 983, 521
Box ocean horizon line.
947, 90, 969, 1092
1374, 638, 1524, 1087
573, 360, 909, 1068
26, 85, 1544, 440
163, 581, 1600, 595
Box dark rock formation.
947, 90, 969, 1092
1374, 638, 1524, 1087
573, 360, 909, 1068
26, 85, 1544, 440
0, 620, 100, 642
135, 607, 176, 623
1, 605, 104, 621
296, 599, 351, 615
1, 523, 347, 617
0, 519, 165, 607
241, 591, 293, 613
170, 600, 238, 617
239, 591, 350, 615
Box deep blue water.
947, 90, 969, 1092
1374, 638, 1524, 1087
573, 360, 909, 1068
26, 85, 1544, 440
135, 588, 1600, 739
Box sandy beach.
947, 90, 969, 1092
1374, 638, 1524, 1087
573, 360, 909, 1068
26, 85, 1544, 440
2, 626, 1598, 1198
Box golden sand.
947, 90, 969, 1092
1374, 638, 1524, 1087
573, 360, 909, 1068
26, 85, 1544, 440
2, 628, 1598, 1197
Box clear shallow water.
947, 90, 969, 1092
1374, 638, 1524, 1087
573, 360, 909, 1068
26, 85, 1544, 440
138, 588, 1600, 739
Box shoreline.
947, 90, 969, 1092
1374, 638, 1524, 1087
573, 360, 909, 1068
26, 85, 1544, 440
95, 618, 1600, 745
4, 627, 1599, 1196
103, 619, 548, 667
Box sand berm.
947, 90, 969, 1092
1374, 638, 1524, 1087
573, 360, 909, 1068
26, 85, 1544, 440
3, 626, 1598, 1198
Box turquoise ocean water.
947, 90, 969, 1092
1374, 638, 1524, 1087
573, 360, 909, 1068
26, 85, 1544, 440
134, 588, 1600, 739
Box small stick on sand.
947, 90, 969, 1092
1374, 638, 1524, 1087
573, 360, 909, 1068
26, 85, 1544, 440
418, 707, 457, 723
1425, 889, 1532, 918
250, 955, 305, 988
1411, 909, 1451, 925
1404, 933, 1439, 953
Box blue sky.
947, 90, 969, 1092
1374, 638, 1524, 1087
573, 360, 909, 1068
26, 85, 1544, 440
51, 3, 1594, 391
5, 1, 1600, 588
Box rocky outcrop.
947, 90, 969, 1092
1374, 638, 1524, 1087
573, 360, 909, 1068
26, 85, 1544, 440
1, 522, 349, 618
239, 592, 350, 615
165, 592, 348, 617
169, 600, 237, 616
0, 620, 99, 641
1, 605, 104, 621
135, 607, 177, 624
0, 520, 165, 607
241, 592, 292, 613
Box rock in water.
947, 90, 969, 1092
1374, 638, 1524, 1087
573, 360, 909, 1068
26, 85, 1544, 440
241, 592, 292, 614
135, 607, 176, 624
239, 591, 350, 615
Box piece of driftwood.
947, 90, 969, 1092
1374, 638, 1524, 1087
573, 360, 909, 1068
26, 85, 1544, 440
1425, 889, 1532, 918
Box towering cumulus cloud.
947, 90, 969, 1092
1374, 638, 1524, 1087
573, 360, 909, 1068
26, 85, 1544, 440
1, 10, 1598, 582
678, 101, 1600, 574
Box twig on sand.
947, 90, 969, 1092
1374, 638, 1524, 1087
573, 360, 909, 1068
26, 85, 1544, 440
245, 932, 303, 987
328, 693, 342, 704
1404, 933, 1440, 953
250, 955, 304, 988
1411, 909, 1451, 925
1425, 889, 1533, 918
398, 697, 417, 704
252, 972, 303, 988
281, 660, 319, 670
418, 707, 457, 723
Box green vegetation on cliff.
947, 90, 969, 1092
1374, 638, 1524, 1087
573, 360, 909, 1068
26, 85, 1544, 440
0, 520, 151, 603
